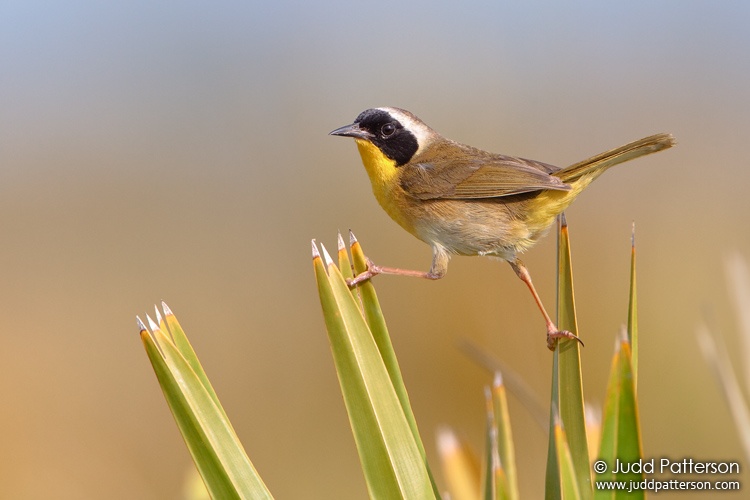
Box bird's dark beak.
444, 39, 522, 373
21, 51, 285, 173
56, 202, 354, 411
329, 122, 371, 140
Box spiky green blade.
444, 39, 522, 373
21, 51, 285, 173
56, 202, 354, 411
627, 227, 638, 388
554, 420, 582, 500
596, 340, 621, 499
140, 320, 272, 499
545, 215, 592, 499
545, 354, 563, 499
491, 373, 519, 500
459, 341, 548, 430
482, 384, 510, 500
313, 242, 436, 499
337, 231, 355, 281
437, 427, 481, 500
348, 234, 421, 422
157, 303, 237, 433
595, 337, 643, 500
494, 470, 510, 500
482, 387, 495, 500
348, 232, 440, 495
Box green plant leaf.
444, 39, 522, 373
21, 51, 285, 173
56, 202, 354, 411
494, 469, 510, 500
313, 241, 436, 499
627, 226, 638, 388
554, 418, 582, 500
595, 336, 643, 500
546, 214, 592, 499
459, 340, 548, 431
491, 373, 519, 500
157, 303, 238, 434
437, 426, 481, 500
596, 340, 621, 494
347, 232, 440, 494
482, 388, 494, 500
545, 355, 563, 499
349, 232, 408, 396
139, 316, 272, 499
337, 231, 355, 281
482, 385, 505, 500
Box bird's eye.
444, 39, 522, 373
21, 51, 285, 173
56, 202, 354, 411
381, 122, 396, 137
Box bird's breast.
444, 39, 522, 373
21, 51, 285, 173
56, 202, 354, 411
355, 139, 419, 234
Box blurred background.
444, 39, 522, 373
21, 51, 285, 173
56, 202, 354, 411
2, 1, 749, 498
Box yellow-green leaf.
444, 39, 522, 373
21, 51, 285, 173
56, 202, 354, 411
546, 214, 592, 499
491, 373, 519, 500
595, 337, 643, 500
140, 316, 272, 499
348, 232, 440, 494
437, 426, 481, 500
627, 226, 638, 388
313, 241, 436, 499
555, 420, 582, 500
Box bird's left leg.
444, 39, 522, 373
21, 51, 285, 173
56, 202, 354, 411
508, 258, 583, 350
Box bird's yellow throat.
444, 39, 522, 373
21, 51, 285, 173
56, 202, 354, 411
354, 138, 416, 232
355, 139, 399, 186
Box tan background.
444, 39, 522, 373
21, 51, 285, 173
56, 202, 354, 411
2, 2, 749, 498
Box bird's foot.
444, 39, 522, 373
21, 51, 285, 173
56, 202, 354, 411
346, 259, 381, 288
546, 328, 584, 351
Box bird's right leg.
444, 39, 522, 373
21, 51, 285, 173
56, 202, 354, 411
347, 244, 450, 287
508, 258, 584, 350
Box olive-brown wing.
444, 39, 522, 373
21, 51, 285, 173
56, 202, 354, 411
400, 146, 571, 200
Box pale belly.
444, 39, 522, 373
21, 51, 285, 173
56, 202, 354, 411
398, 195, 558, 261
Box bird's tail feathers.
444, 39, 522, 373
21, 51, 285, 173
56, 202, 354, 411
554, 133, 675, 184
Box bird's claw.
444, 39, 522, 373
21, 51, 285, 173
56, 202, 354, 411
346, 259, 381, 288
546, 329, 584, 350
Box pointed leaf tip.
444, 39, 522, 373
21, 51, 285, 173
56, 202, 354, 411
560, 212, 568, 227
584, 404, 601, 427
493, 371, 504, 388
154, 305, 163, 324
311, 239, 320, 259
554, 411, 563, 428
161, 301, 173, 316
613, 326, 629, 353
320, 243, 334, 267
337, 231, 345, 252
136, 316, 147, 332
483, 385, 492, 403
146, 314, 159, 332
436, 425, 460, 456
631, 222, 636, 248
619, 325, 629, 345
349, 229, 358, 245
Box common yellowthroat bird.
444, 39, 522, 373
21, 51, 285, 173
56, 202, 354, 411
330, 107, 674, 349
